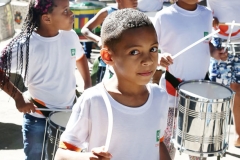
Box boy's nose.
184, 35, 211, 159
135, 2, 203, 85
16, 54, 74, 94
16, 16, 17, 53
142, 55, 154, 66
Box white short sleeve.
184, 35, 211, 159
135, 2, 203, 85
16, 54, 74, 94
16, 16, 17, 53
60, 92, 91, 151
70, 30, 85, 60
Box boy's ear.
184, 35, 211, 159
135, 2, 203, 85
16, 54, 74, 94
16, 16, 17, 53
100, 48, 113, 64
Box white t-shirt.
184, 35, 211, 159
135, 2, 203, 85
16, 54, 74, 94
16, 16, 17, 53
154, 3, 212, 107
60, 83, 169, 159
1, 30, 84, 118
138, 0, 164, 12
207, 0, 240, 40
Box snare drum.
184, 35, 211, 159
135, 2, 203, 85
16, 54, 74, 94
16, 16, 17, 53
225, 41, 240, 55
43, 111, 71, 160
171, 80, 234, 158
209, 41, 240, 85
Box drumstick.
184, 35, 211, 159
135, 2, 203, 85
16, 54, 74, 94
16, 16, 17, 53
101, 87, 113, 151
219, 22, 240, 26
224, 21, 235, 52
218, 20, 235, 65
172, 29, 220, 59
35, 108, 72, 112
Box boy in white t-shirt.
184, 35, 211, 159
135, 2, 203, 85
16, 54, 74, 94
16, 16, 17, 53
154, 0, 228, 159
207, 0, 240, 148
55, 9, 171, 160
138, 0, 164, 12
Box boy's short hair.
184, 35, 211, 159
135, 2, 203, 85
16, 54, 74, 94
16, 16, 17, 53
101, 8, 153, 51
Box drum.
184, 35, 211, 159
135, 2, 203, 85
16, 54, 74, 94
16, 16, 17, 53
44, 111, 71, 160
224, 41, 240, 55
70, 1, 105, 40
171, 80, 234, 158
213, 41, 240, 85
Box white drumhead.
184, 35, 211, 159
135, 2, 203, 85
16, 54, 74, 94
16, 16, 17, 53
179, 81, 232, 99
50, 112, 72, 127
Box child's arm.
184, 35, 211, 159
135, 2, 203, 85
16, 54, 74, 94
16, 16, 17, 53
81, 8, 108, 47
55, 146, 112, 160
0, 70, 35, 113
76, 55, 92, 89
159, 141, 171, 160
212, 17, 219, 28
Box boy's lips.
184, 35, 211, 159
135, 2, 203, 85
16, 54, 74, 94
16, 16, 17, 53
138, 71, 153, 76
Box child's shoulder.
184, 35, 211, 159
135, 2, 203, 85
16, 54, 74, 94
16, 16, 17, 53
197, 4, 212, 14
148, 83, 168, 98
81, 83, 105, 100
59, 30, 79, 41
155, 4, 175, 19
94, 6, 116, 18
105, 6, 117, 15
60, 29, 77, 36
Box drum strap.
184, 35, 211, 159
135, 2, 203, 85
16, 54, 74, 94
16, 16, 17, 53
31, 97, 77, 117
165, 70, 182, 88
31, 98, 52, 117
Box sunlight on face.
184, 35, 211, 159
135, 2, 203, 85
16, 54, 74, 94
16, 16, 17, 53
50, 0, 74, 31
110, 26, 159, 85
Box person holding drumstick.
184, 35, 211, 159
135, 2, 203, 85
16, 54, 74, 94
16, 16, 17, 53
0, 0, 91, 159
207, 0, 240, 148
154, 0, 228, 159
55, 9, 171, 160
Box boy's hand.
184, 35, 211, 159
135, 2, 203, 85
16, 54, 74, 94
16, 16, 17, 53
159, 53, 173, 67
212, 47, 228, 61
213, 17, 219, 28
91, 146, 112, 160
97, 40, 102, 48
14, 93, 35, 113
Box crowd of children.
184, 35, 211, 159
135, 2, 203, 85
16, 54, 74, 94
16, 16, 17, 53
0, 0, 239, 160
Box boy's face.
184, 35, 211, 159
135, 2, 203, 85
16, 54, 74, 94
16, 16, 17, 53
117, 0, 138, 9
48, 0, 74, 31
109, 26, 158, 86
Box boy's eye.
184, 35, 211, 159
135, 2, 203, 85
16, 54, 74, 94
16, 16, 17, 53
150, 47, 158, 52
130, 50, 140, 55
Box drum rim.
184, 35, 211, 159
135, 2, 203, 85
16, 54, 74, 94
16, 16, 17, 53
171, 138, 228, 157
48, 111, 70, 131
178, 80, 234, 101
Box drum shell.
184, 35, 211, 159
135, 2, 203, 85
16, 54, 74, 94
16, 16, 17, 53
224, 41, 240, 55
46, 111, 71, 159
70, 1, 106, 39
174, 80, 233, 156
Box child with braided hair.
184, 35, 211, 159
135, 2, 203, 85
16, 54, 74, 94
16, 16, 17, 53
0, 0, 91, 159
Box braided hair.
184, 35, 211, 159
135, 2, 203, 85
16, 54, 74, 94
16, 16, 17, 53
101, 8, 153, 52
0, 0, 55, 95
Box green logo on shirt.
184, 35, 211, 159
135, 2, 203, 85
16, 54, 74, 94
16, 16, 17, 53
156, 130, 160, 142
204, 32, 209, 40
71, 49, 76, 56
